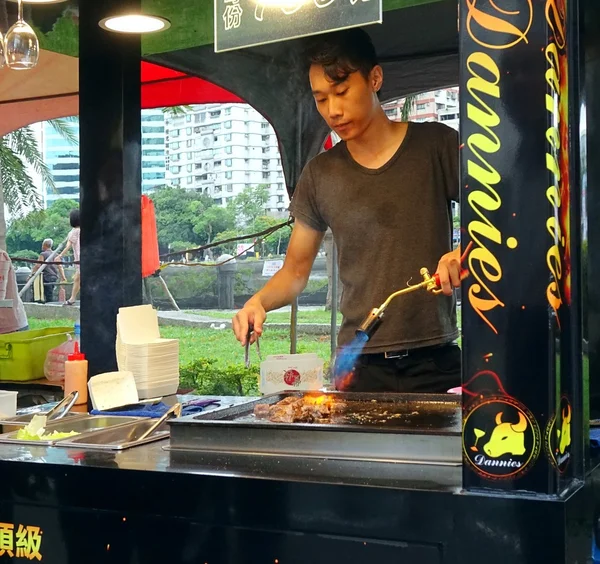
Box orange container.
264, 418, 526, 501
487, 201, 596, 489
141, 195, 160, 278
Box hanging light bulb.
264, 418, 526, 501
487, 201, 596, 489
98, 14, 171, 34
5, 0, 40, 70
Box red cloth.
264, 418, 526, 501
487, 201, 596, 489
141, 195, 160, 278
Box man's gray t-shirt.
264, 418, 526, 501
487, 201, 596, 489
290, 121, 459, 354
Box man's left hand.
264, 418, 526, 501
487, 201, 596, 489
435, 247, 462, 296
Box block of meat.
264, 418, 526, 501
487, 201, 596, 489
278, 396, 302, 405
269, 398, 304, 422
330, 401, 346, 415
253, 404, 271, 419
300, 403, 330, 422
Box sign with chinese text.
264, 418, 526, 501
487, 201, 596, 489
215, 0, 382, 53
0, 522, 43, 561
262, 260, 284, 277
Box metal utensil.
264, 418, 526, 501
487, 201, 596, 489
138, 402, 182, 442
46, 390, 79, 421
244, 326, 262, 369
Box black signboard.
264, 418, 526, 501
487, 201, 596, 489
459, 0, 582, 494
214, 0, 382, 53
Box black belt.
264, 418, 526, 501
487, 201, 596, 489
360, 342, 455, 363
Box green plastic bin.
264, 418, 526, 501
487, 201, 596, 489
0, 327, 73, 381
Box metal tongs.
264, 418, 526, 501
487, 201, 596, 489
244, 325, 262, 369
138, 402, 182, 441
46, 390, 79, 421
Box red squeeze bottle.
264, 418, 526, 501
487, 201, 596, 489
64, 342, 88, 406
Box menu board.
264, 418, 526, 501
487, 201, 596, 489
215, 0, 382, 53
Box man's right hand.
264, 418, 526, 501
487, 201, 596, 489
232, 299, 266, 346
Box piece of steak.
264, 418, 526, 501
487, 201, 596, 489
253, 404, 271, 419
268, 398, 304, 423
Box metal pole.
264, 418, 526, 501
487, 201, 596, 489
18, 238, 67, 298
289, 99, 303, 355
156, 275, 180, 311
330, 241, 338, 360
290, 297, 298, 354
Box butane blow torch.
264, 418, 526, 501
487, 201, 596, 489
356, 242, 473, 340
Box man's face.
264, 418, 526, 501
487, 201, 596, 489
309, 64, 382, 141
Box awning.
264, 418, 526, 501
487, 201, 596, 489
0, 52, 243, 137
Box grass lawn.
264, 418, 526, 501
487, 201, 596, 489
29, 307, 464, 369
28, 318, 332, 369
188, 309, 343, 325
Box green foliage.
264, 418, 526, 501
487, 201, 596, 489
169, 241, 196, 253
152, 185, 236, 251
6, 199, 78, 255
0, 126, 52, 215
36, 12, 79, 57
192, 203, 234, 244
227, 184, 270, 227
234, 267, 255, 296
179, 357, 259, 396
303, 278, 328, 294
11, 249, 39, 268
400, 95, 417, 121
157, 267, 217, 298
210, 228, 240, 255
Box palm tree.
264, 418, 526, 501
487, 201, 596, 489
162, 105, 193, 117
0, 118, 78, 250
400, 95, 417, 121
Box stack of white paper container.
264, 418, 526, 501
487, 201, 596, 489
116, 305, 179, 399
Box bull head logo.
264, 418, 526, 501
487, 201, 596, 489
557, 404, 572, 455
483, 411, 528, 458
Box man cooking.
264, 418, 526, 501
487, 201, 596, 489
233, 29, 461, 393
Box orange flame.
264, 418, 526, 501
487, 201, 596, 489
335, 370, 355, 391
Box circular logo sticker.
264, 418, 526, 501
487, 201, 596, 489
544, 397, 572, 473
463, 396, 541, 480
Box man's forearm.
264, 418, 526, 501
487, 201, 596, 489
249, 268, 308, 312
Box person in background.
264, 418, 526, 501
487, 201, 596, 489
30, 239, 66, 303
0, 251, 28, 334
58, 209, 80, 306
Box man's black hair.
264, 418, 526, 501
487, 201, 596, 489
306, 28, 378, 84
69, 209, 80, 228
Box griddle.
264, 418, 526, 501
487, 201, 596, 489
168, 392, 461, 465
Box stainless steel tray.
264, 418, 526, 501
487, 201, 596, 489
0, 415, 145, 446
0, 412, 88, 434
168, 392, 461, 465
55, 419, 170, 451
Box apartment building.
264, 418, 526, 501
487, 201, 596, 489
165, 104, 289, 214
382, 88, 459, 131
40, 110, 166, 208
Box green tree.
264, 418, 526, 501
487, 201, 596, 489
254, 215, 291, 255
0, 118, 78, 251
400, 95, 417, 121
6, 198, 78, 255
192, 204, 234, 245
228, 184, 270, 227
152, 186, 214, 250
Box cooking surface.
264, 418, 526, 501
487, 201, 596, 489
0, 395, 463, 491
189, 392, 461, 434
169, 393, 462, 464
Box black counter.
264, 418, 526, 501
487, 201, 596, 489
0, 399, 596, 564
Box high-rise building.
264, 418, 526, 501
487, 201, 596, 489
42, 120, 79, 207
164, 104, 289, 214
40, 110, 167, 208
383, 88, 459, 131
141, 108, 167, 192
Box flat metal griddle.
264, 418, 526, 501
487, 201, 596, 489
168, 392, 461, 465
